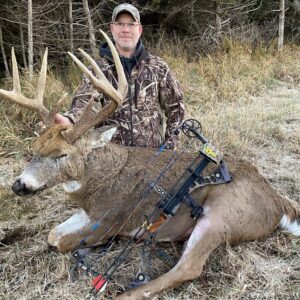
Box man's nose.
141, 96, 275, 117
122, 26, 130, 32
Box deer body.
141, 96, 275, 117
11, 124, 300, 299
1, 31, 299, 299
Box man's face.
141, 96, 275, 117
110, 13, 143, 56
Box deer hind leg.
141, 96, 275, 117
116, 213, 227, 300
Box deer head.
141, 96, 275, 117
0, 30, 127, 196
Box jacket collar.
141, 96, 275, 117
99, 39, 148, 64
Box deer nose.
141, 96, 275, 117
11, 179, 31, 196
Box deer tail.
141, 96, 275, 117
279, 197, 300, 236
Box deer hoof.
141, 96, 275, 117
115, 289, 154, 300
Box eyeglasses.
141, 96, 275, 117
112, 22, 139, 28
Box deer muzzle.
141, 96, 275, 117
12, 178, 46, 196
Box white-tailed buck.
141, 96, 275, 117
1, 30, 299, 300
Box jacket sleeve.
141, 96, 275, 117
159, 63, 185, 149
64, 73, 103, 123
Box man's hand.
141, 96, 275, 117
54, 113, 72, 125
36, 113, 72, 132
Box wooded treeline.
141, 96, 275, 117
0, 0, 299, 77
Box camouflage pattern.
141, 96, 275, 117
64, 53, 184, 149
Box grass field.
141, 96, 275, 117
0, 42, 299, 299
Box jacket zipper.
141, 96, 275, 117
126, 72, 134, 146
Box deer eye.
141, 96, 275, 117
55, 154, 68, 160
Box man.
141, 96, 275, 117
57, 3, 184, 149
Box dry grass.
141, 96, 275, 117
0, 42, 300, 299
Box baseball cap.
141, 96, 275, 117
112, 3, 140, 23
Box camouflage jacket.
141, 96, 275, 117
65, 41, 185, 149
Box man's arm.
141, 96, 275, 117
159, 63, 185, 149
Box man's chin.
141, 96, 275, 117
119, 45, 134, 52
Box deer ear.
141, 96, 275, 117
88, 126, 118, 148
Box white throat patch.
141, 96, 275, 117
63, 181, 82, 193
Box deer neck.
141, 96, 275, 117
64, 143, 128, 213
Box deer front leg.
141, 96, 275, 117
48, 209, 106, 253
116, 213, 227, 300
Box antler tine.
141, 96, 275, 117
35, 48, 48, 109
68, 49, 121, 105
11, 47, 21, 94
63, 30, 128, 144
45, 92, 69, 126
67, 30, 127, 107
99, 29, 127, 99
0, 47, 50, 121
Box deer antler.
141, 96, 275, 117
0, 48, 67, 127
62, 29, 128, 144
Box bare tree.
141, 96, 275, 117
69, 0, 74, 52
82, 0, 98, 58
28, 0, 33, 80
0, 0, 298, 69
0, 25, 10, 76
278, 0, 285, 50
214, 1, 222, 42
18, 10, 28, 68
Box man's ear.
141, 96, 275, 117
139, 24, 143, 36
88, 126, 118, 148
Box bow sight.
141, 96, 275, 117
72, 118, 232, 296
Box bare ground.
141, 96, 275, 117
0, 83, 299, 299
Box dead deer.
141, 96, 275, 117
1, 30, 299, 300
